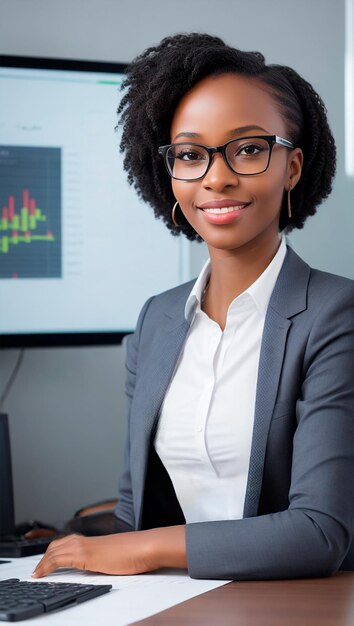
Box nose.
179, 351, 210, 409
202, 153, 239, 192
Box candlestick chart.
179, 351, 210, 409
0, 146, 61, 278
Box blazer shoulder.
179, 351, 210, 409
264, 246, 353, 320
307, 267, 354, 302
132, 278, 196, 341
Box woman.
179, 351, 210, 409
33, 33, 354, 580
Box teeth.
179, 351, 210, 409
203, 205, 245, 214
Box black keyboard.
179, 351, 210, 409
0, 578, 112, 621
0, 536, 62, 558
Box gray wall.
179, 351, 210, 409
0, 0, 353, 526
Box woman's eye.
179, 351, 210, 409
176, 150, 205, 161
237, 143, 263, 156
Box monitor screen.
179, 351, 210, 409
0, 56, 190, 347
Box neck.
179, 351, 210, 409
202, 234, 282, 329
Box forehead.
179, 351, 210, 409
170, 73, 287, 142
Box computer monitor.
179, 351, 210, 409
0, 56, 190, 348
0, 414, 15, 536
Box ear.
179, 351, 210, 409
286, 147, 303, 190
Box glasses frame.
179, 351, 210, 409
158, 135, 295, 181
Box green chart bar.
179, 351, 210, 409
0, 189, 54, 255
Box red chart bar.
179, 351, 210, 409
8, 195, 15, 220
29, 198, 36, 215
23, 189, 29, 210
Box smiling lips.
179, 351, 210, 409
198, 200, 250, 224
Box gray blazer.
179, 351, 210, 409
115, 246, 354, 579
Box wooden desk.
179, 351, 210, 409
132, 572, 354, 626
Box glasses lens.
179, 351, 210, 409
166, 144, 209, 180
225, 137, 271, 175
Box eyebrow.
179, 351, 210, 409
173, 125, 269, 141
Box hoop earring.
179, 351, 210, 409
172, 201, 181, 227
287, 186, 292, 220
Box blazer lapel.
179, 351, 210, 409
243, 246, 311, 518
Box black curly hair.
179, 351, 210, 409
117, 33, 336, 241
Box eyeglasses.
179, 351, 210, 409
158, 135, 294, 181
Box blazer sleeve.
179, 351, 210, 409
186, 281, 354, 580
115, 296, 155, 528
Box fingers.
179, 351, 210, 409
32, 552, 79, 578
32, 535, 85, 578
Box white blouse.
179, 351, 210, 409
154, 237, 287, 524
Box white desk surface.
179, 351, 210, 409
0, 555, 228, 625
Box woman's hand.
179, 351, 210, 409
32, 526, 187, 578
